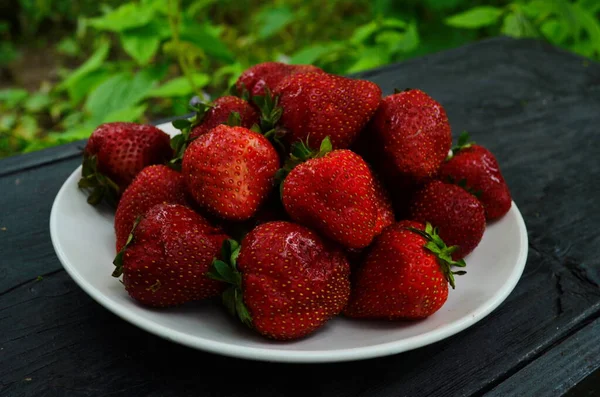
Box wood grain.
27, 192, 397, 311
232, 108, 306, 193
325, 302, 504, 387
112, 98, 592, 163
1, 37, 600, 397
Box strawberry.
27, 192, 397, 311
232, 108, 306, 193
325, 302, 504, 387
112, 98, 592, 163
79, 122, 172, 206
114, 165, 189, 252
182, 125, 280, 221
207, 221, 351, 340
439, 132, 512, 221
372, 170, 395, 235
280, 137, 380, 249
408, 180, 485, 260
235, 62, 324, 98
273, 72, 381, 149
344, 221, 466, 319
366, 88, 452, 185
112, 203, 230, 307
190, 96, 259, 139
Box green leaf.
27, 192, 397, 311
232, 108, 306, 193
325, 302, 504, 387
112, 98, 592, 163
540, 19, 569, 44
377, 22, 419, 53
85, 71, 156, 125
58, 40, 110, 92
180, 22, 234, 62
88, 3, 155, 32
445, 6, 504, 29
255, 5, 294, 39
102, 104, 148, 123
290, 45, 331, 65
424, 0, 468, 10
65, 69, 111, 106
146, 74, 210, 98
579, 0, 600, 14
24, 93, 51, 113
574, 4, 600, 52
0, 89, 28, 107
351, 21, 379, 45
501, 10, 539, 38
56, 37, 79, 56
120, 23, 163, 65
346, 47, 390, 74
0, 114, 17, 131
15, 115, 38, 140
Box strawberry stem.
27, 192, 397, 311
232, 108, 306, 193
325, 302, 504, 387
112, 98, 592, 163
448, 131, 475, 159
78, 154, 120, 207
207, 239, 253, 328
274, 136, 333, 196
167, 101, 215, 170
407, 222, 466, 289
112, 215, 142, 278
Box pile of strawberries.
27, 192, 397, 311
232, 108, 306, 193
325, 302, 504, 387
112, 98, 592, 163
78, 61, 512, 341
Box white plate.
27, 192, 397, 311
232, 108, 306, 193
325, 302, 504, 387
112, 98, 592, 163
49, 122, 528, 363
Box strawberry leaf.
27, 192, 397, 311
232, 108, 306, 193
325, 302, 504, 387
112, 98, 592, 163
112, 215, 142, 278
167, 100, 215, 169
449, 131, 475, 156
226, 111, 242, 127
208, 239, 254, 328
78, 154, 120, 207
407, 222, 467, 289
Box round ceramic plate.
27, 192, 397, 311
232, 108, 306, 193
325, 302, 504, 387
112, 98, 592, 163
50, 122, 528, 363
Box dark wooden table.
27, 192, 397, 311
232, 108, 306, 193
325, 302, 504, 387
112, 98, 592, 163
1, 37, 600, 397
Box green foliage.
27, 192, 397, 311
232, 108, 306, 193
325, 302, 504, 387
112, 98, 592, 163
0, 0, 599, 158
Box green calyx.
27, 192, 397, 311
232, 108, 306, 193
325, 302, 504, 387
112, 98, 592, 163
448, 131, 475, 159
446, 175, 482, 198
393, 87, 414, 94
111, 215, 142, 278
206, 239, 253, 328
408, 222, 466, 289
78, 154, 120, 207
251, 86, 287, 152
274, 136, 333, 197
167, 100, 215, 170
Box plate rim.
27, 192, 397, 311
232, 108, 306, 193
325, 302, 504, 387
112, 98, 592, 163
50, 164, 528, 363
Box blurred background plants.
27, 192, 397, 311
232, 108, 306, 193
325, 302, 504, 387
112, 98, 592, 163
0, 0, 598, 158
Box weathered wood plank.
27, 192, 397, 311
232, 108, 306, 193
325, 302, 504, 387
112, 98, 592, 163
485, 316, 600, 397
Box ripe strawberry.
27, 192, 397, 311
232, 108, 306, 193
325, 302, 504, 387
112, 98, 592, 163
280, 137, 380, 249
408, 180, 485, 260
344, 221, 466, 319
235, 62, 324, 98
367, 89, 452, 185
79, 122, 172, 206
182, 125, 280, 221
439, 132, 512, 221
371, 170, 395, 235
208, 221, 351, 340
114, 165, 189, 252
273, 72, 381, 149
190, 96, 259, 139
112, 203, 230, 307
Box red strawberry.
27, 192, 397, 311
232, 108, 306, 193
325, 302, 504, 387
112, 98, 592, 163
280, 138, 380, 249
367, 89, 452, 185
208, 221, 351, 340
371, 170, 395, 235
235, 62, 324, 97
79, 122, 172, 206
408, 180, 485, 260
190, 96, 259, 139
114, 165, 189, 252
439, 132, 512, 221
273, 72, 381, 149
112, 203, 230, 307
182, 125, 279, 221
344, 220, 466, 319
